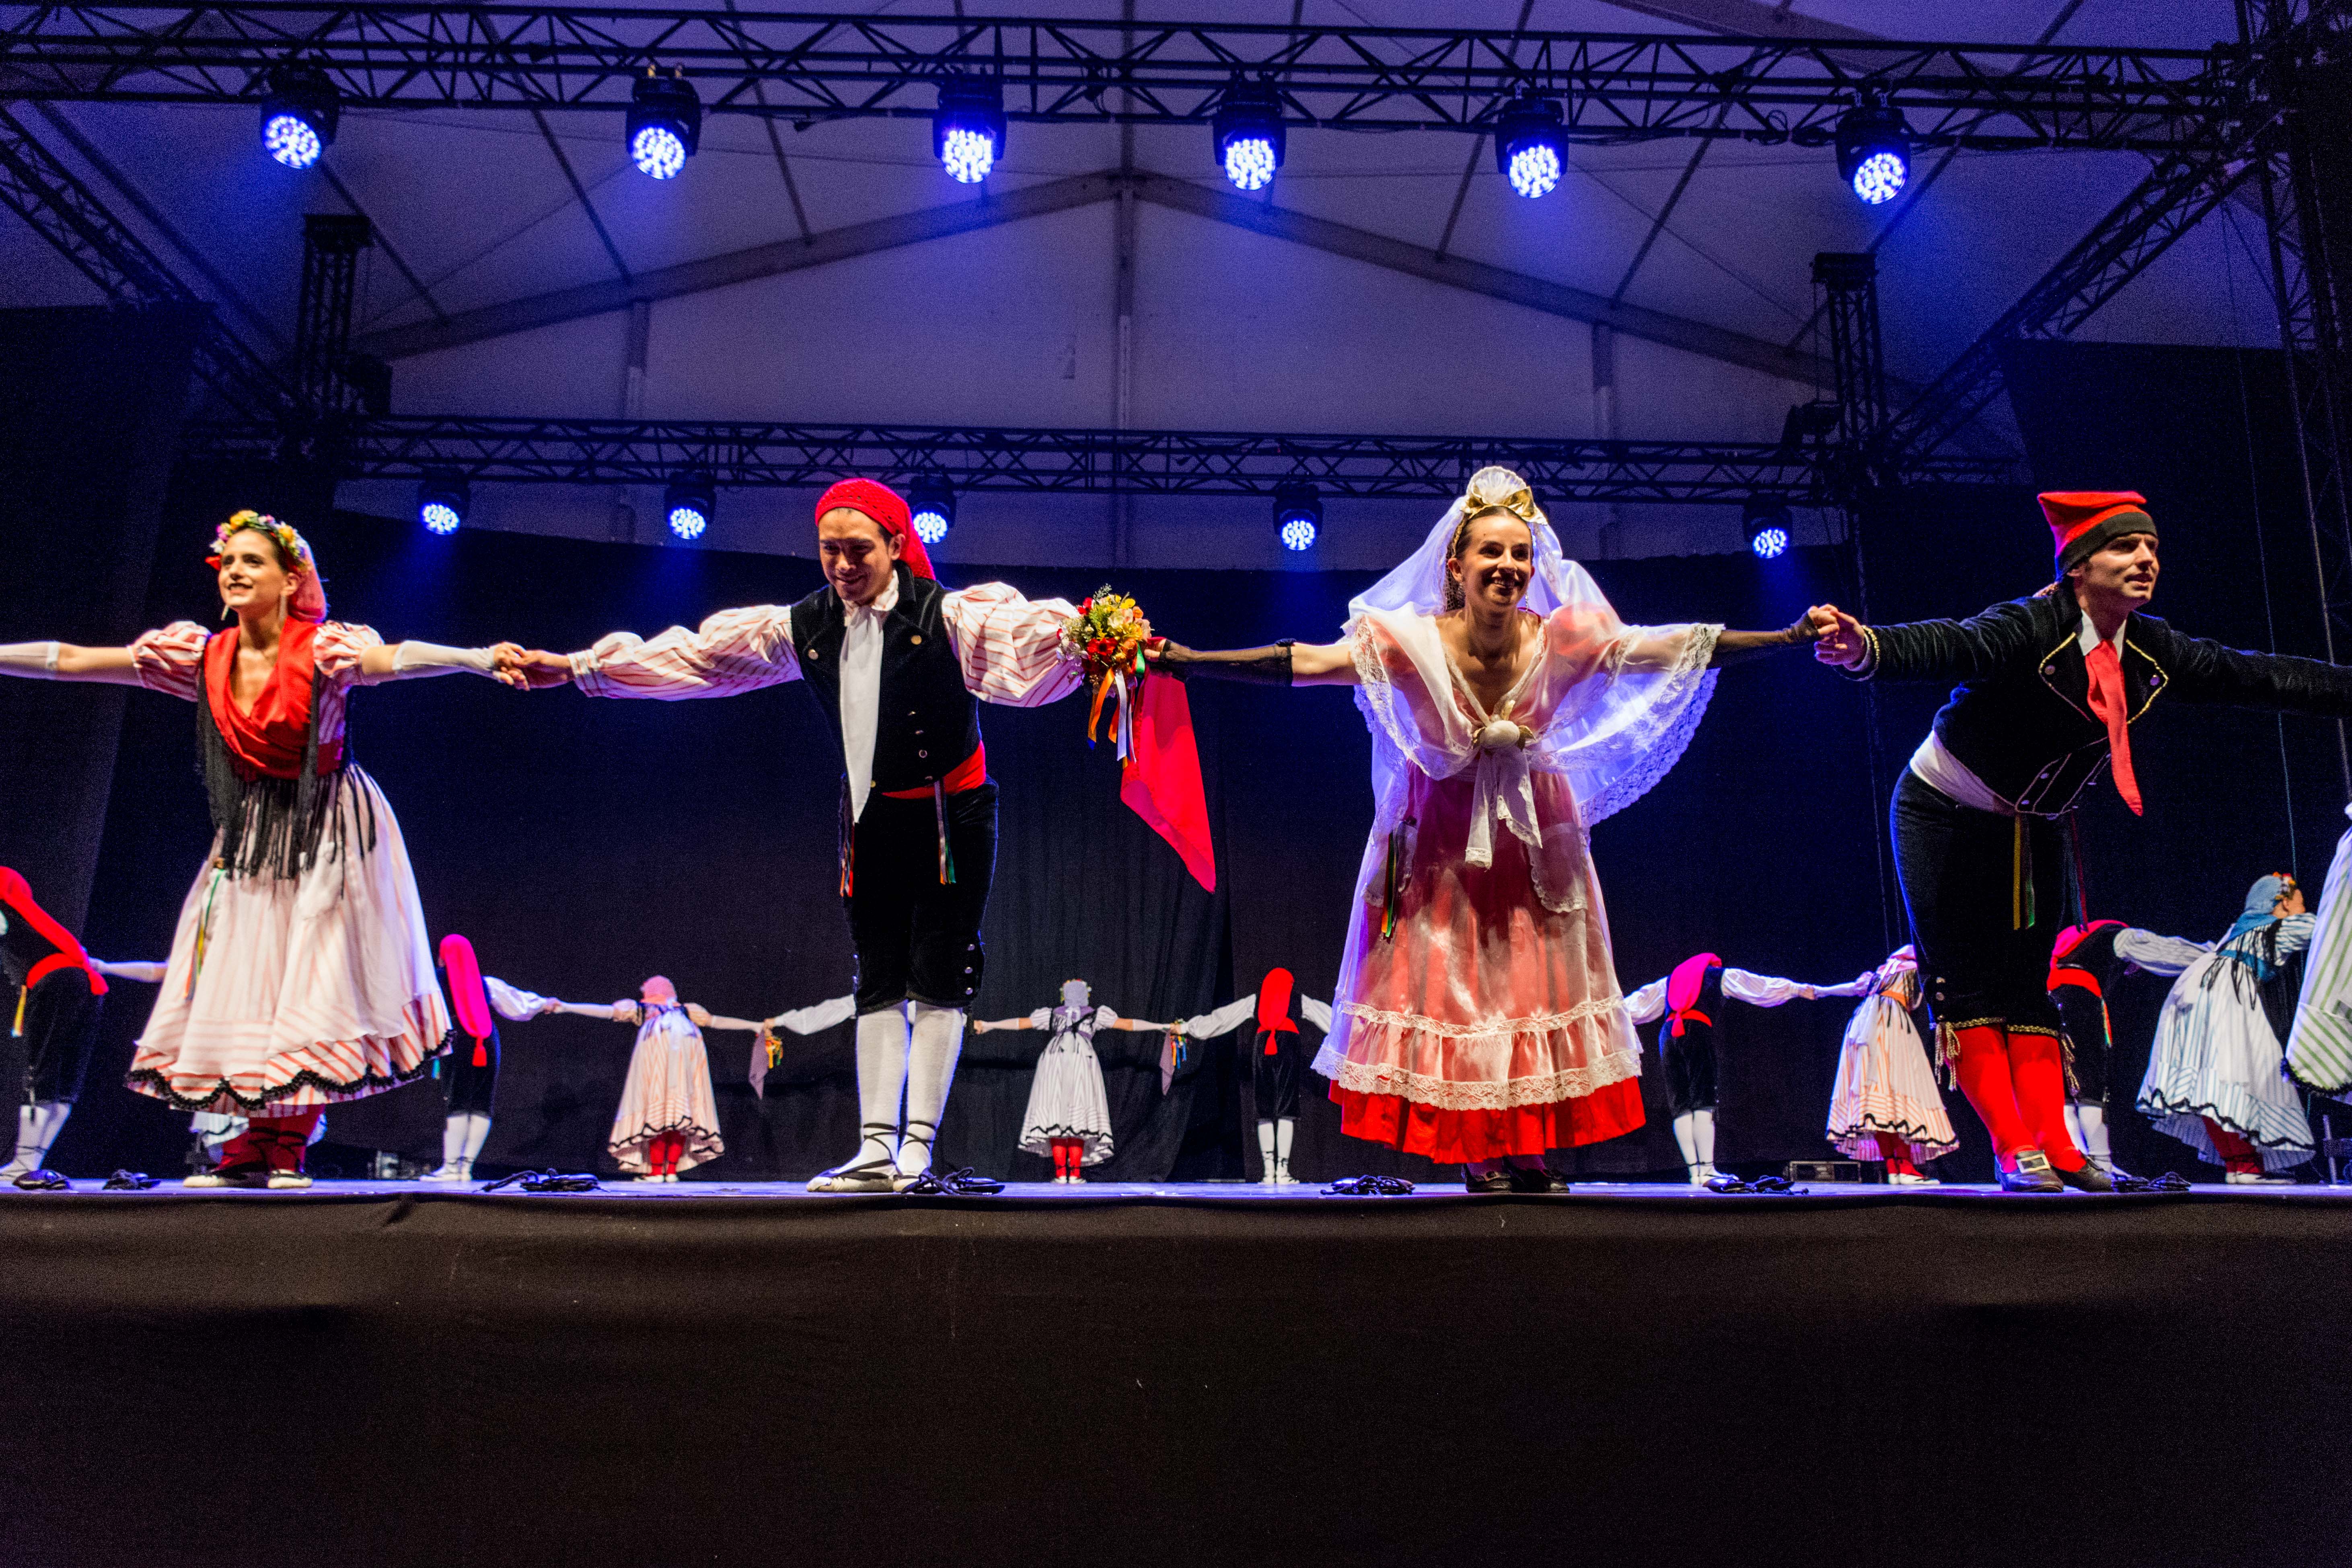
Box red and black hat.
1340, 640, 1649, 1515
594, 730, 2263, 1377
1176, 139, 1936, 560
2040, 491, 2155, 573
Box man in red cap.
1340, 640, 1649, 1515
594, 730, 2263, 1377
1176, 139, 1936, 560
511, 479, 1082, 1191
1808, 492, 2352, 1191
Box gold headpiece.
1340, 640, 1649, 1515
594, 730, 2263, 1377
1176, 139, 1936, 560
1449, 466, 1546, 555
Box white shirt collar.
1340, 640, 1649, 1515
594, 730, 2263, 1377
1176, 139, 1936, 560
844, 573, 900, 621
2075, 610, 2126, 658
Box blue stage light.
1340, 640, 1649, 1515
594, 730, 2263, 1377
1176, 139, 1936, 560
1213, 78, 1286, 193
907, 475, 955, 546
934, 76, 1006, 184
665, 473, 715, 541
1743, 496, 1793, 560
418, 477, 469, 535
1836, 99, 1911, 208
1275, 483, 1321, 552
628, 70, 701, 180
1495, 95, 1566, 199
260, 69, 339, 169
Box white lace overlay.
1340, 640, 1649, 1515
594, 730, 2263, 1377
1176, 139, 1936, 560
1312, 1033, 1643, 1111
1335, 996, 1627, 1042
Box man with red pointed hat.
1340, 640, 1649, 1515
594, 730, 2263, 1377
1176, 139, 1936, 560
1810, 491, 2352, 1191
510, 480, 1082, 1191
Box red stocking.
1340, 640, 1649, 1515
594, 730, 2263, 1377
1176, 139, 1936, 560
2204, 1118, 2262, 1175
1949, 1025, 2035, 1169
2006, 1032, 2085, 1172
1875, 1131, 1920, 1177
256, 1110, 321, 1172
1050, 1140, 1068, 1180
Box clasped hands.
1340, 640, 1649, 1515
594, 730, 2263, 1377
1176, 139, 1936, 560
491, 647, 578, 690
1804, 605, 1869, 670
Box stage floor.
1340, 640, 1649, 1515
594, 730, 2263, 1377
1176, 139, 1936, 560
8, 1175, 2352, 1201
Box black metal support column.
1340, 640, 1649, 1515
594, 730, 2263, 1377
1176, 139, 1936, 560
296, 212, 387, 417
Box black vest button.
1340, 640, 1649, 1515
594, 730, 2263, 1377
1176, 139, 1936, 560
918, 749, 928, 758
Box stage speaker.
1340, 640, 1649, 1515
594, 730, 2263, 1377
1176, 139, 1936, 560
1784, 1161, 1864, 1183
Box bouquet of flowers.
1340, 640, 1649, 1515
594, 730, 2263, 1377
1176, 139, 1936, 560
1063, 586, 1155, 755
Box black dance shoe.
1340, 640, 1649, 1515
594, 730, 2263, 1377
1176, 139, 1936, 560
1463, 1167, 1514, 1194
2054, 1157, 2115, 1193
1507, 1165, 1571, 1194
1997, 1151, 2063, 1193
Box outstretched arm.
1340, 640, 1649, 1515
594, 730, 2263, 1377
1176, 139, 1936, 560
969, 1016, 1037, 1034
89, 958, 168, 983
1708, 615, 1825, 667
689, 1004, 766, 1031
1105, 1015, 1172, 1031
507, 606, 803, 699
0, 641, 144, 687
1147, 639, 1357, 687
356, 640, 530, 689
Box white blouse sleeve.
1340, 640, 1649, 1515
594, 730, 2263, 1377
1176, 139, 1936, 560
1299, 996, 1333, 1033
1808, 972, 1880, 1000
484, 976, 553, 1021
1180, 995, 1258, 1038
1721, 969, 1813, 1007
940, 584, 1084, 708
569, 606, 802, 699
310, 622, 384, 688
127, 622, 210, 701
1622, 978, 1666, 1025
768, 994, 856, 1034
1028, 1007, 1053, 1029
2279, 913, 2319, 960
2114, 929, 2214, 976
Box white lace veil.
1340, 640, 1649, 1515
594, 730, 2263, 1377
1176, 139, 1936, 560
1349, 465, 1597, 625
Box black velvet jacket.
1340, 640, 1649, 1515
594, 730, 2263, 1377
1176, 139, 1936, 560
787, 564, 983, 796
1863, 590, 2352, 814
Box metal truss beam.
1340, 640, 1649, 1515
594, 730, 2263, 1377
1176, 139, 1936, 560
0, 101, 291, 420
0, 8, 2233, 152
176, 414, 2015, 503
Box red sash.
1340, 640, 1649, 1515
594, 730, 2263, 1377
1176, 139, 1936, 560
203, 619, 340, 779
1665, 952, 1720, 1038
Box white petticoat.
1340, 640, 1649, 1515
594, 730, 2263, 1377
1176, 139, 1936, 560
1018, 1031, 1114, 1164
126, 767, 448, 1114
1824, 994, 1957, 1164
2138, 951, 2313, 1170
609, 1006, 725, 1173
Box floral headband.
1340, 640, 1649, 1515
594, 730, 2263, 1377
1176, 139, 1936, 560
206, 510, 315, 574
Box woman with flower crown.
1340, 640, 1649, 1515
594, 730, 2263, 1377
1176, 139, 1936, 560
1152, 469, 1824, 1191
0, 512, 526, 1188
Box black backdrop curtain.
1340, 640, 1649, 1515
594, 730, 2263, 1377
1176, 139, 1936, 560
9, 308, 2349, 1186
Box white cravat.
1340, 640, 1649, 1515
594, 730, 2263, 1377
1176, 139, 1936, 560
840, 573, 900, 821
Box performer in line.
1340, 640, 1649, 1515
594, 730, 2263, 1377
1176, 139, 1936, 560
2287, 805, 2352, 1101
508, 480, 1081, 1192
1153, 466, 1823, 1192
0, 512, 526, 1188
2045, 917, 2208, 1179
419, 935, 566, 1182
974, 979, 1173, 1182
1822, 946, 1955, 1184
2137, 875, 2316, 1182
1811, 492, 2352, 1192
0, 868, 108, 1182
66, 955, 258, 1170
1623, 953, 1868, 1184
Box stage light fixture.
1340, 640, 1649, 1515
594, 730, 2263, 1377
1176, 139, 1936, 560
1213, 78, 1286, 193
665, 473, 715, 540
907, 475, 956, 546
1495, 94, 1566, 199
260, 67, 339, 170
1836, 97, 1911, 207
628, 68, 701, 180
1275, 483, 1321, 552
933, 76, 1006, 184
417, 476, 469, 536
1743, 496, 1793, 560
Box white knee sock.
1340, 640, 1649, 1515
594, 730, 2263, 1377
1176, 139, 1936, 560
1256, 1119, 1277, 1183
2, 1104, 41, 1175
437, 1114, 468, 1173
1692, 1107, 1717, 1165
849, 1007, 911, 1170
2075, 1102, 2112, 1164
898, 1002, 964, 1177
460, 1111, 492, 1168
1671, 1111, 1699, 1176
1275, 1117, 1295, 1182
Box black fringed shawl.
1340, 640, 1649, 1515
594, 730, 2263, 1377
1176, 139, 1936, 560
196, 637, 376, 882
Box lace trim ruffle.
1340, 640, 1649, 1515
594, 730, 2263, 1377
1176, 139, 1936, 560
1578, 625, 1720, 827
1313, 1036, 1643, 1110
1335, 996, 1627, 1041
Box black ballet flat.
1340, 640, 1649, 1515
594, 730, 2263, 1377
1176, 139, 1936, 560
12, 1168, 69, 1191
1463, 1168, 1514, 1194
1324, 1174, 1415, 1196
103, 1171, 160, 1191
1507, 1165, 1571, 1194
897, 1167, 1004, 1196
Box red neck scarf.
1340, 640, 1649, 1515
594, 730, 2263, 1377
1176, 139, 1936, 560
204, 620, 337, 779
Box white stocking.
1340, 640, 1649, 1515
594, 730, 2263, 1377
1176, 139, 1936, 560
1692, 1107, 1717, 1165
435, 1114, 468, 1175
461, 1111, 493, 1167
1275, 1117, 1295, 1183
2, 1103, 42, 1176
1671, 1111, 1699, 1180
1256, 1119, 1277, 1184
846, 1006, 911, 1171
2074, 1102, 2113, 1165
898, 1002, 964, 1177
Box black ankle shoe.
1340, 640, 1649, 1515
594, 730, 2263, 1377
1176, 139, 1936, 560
1463, 1167, 1513, 1194
2054, 1156, 2115, 1193
1507, 1165, 1571, 1193
1997, 1151, 2063, 1193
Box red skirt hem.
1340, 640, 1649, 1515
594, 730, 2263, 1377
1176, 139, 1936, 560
1332, 1078, 1645, 1164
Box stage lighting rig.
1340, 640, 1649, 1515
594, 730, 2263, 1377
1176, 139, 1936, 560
417, 476, 469, 535
1495, 94, 1566, 199
934, 76, 1006, 184
907, 475, 956, 545
628, 68, 701, 180
665, 473, 715, 540
1213, 78, 1286, 193
260, 66, 339, 170
1743, 496, 1793, 559
1275, 483, 1321, 552
1836, 96, 1911, 207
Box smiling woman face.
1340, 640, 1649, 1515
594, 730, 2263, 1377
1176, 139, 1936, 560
1448, 510, 1535, 615
215, 529, 297, 621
